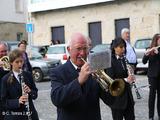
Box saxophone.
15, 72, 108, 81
123, 54, 141, 99
19, 68, 32, 120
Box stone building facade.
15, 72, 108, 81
0, 23, 28, 42
0, 0, 28, 42
30, 0, 160, 46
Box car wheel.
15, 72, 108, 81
33, 69, 43, 82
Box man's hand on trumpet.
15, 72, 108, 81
78, 62, 91, 86
78, 62, 97, 86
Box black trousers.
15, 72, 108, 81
148, 76, 160, 118
111, 101, 135, 120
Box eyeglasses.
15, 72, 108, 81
0, 50, 8, 54
72, 47, 88, 53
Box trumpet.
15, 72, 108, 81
81, 57, 125, 96
0, 56, 10, 71
144, 45, 160, 54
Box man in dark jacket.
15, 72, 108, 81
50, 33, 115, 120
0, 42, 9, 120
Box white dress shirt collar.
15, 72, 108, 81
13, 70, 21, 83
115, 55, 123, 60
70, 59, 79, 70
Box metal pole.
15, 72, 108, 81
29, 17, 33, 46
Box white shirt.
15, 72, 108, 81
13, 70, 21, 83
125, 40, 137, 64
115, 55, 127, 81
70, 59, 79, 71
115, 55, 123, 60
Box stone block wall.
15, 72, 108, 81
0, 22, 28, 42
30, 0, 160, 46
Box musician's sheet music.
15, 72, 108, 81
88, 50, 111, 71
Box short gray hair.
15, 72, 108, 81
0, 42, 7, 47
121, 28, 130, 36
67, 33, 88, 48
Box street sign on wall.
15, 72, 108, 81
26, 23, 33, 32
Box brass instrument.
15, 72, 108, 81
81, 57, 125, 96
123, 54, 141, 99
19, 68, 32, 120
0, 56, 10, 71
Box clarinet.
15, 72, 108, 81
19, 68, 32, 120
123, 54, 141, 99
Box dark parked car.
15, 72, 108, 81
28, 47, 61, 82
90, 44, 110, 53
134, 39, 152, 72
31, 45, 49, 57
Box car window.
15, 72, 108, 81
91, 44, 110, 53
40, 47, 47, 53
32, 47, 39, 51
135, 40, 151, 49
47, 46, 66, 54
31, 49, 43, 59
10, 44, 18, 51
6, 43, 19, 52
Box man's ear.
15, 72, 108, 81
67, 46, 71, 54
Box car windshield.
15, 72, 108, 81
135, 40, 151, 49
31, 49, 43, 59
47, 46, 66, 54
32, 47, 39, 51
91, 44, 110, 52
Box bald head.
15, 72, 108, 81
68, 33, 88, 48
67, 33, 88, 67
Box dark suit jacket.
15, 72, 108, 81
142, 48, 160, 77
105, 56, 134, 110
0, 68, 9, 100
50, 59, 115, 120
1, 71, 39, 120
22, 51, 33, 73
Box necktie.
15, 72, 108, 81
118, 58, 125, 70
77, 67, 81, 73
18, 74, 21, 84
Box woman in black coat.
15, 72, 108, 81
1, 49, 39, 120
143, 34, 160, 120
105, 37, 135, 120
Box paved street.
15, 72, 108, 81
33, 71, 159, 120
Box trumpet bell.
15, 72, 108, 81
109, 79, 125, 96
0, 56, 10, 71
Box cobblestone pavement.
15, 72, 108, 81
34, 71, 159, 120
